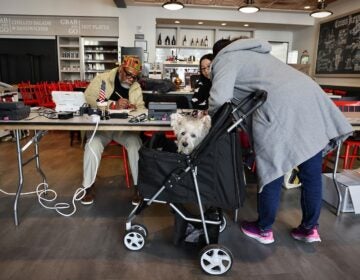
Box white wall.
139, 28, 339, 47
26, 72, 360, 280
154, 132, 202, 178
292, 27, 315, 63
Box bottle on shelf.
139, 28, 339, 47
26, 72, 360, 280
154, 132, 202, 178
165, 36, 171, 45
196, 38, 199, 47
190, 38, 194, 46
200, 38, 204, 46
183, 35, 187, 46
171, 35, 176, 45
157, 33, 162, 45
204, 36, 208, 47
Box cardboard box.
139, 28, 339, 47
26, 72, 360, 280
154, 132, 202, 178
322, 172, 360, 213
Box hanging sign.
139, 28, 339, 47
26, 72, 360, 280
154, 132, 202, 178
0, 15, 118, 37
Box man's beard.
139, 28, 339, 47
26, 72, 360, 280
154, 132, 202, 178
121, 82, 130, 89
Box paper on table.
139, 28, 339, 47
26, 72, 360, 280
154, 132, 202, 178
108, 109, 133, 114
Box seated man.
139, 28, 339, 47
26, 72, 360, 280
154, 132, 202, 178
81, 56, 144, 205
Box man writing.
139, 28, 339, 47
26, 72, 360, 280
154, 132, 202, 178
81, 56, 144, 205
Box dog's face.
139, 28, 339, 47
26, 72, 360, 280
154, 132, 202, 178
170, 113, 211, 155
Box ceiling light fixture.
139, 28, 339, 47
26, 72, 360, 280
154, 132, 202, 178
162, 0, 184, 11
310, 0, 333, 18
221, 23, 227, 26
238, 0, 260, 14
198, 21, 204, 25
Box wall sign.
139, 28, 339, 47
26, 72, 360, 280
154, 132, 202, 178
315, 10, 360, 77
0, 15, 118, 37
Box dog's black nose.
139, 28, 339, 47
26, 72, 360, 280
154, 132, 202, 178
182, 142, 188, 147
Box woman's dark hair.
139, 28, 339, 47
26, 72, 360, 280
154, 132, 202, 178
212, 39, 232, 57
199, 53, 214, 68
199, 53, 214, 79
212, 36, 250, 57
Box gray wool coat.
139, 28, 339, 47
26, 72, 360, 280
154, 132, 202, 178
209, 38, 353, 191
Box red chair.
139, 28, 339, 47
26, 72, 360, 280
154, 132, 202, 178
34, 83, 55, 108
323, 100, 360, 171
143, 130, 176, 140
102, 141, 131, 188
58, 82, 74, 91
18, 83, 39, 106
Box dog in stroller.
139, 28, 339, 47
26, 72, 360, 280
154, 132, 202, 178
170, 111, 211, 155
123, 91, 267, 276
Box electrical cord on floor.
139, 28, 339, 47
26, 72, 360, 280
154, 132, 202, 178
0, 115, 101, 217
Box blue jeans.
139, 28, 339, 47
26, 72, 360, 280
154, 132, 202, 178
257, 151, 323, 230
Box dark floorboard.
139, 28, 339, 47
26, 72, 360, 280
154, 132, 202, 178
0, 131, 360, 280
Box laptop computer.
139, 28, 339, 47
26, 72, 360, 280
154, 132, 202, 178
51, 91, 86, 112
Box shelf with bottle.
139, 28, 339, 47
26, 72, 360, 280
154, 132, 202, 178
84, 49, 117, 53
156, 25, 254, 52
81, 37, 119, 78
57, 36, 81, 81
85, 63, 107, 72
59, 45, 80, 59
156, 45, 212, 49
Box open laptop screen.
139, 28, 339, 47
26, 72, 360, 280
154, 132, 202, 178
51, 91, 86, 112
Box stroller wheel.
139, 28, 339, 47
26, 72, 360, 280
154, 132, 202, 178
131, 223, 148, 237
219, 215, 227, 233
123, 229, 146, 251
199, 244, 233, 275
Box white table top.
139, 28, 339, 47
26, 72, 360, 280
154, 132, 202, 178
0, 109, 172, 131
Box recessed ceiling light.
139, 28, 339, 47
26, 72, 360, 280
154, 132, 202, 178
244, 24, 249, 27
198, 21, 203, 25
221, 23, 227, 26
174, 20, 180, 24
304, 6, 311, 9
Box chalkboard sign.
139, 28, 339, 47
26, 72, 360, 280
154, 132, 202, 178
315, 10, 360, 76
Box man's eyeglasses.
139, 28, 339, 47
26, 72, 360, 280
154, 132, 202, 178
124, 69, 138, 80
129, 113, 147, 123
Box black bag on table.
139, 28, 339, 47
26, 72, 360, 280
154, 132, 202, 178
0, 102, 30, 120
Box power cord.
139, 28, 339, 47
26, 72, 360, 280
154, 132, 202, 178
0, 116, 101, 217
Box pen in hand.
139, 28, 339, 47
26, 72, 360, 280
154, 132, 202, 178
114, 91, 131, 109
115, 91, 123, 99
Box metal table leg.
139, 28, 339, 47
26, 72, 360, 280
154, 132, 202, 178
13, 129, 47, 226
332, 140, 343, 216
14, 129, 24, 226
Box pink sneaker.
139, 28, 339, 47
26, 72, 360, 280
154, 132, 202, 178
291, 226, 321, 243
241, 221, 274, 244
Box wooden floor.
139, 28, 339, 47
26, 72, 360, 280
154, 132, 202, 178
1, 131, 360, 280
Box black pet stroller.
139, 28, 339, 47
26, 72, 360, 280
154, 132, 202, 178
123, 90, 267, 276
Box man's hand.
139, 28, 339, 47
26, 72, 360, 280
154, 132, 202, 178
117, 98, 130, 109
112, 98, 136, 110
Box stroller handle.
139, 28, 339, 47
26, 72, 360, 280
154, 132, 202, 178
227, 90, 268, 133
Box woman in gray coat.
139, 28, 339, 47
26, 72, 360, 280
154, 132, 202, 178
209, 38, 353, 244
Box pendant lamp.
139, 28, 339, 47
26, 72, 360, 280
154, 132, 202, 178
310, 0, 333, 18
238, 0, 260, 14
162, 0, 184, 11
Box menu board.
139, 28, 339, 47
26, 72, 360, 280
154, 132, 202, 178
0, 15, 118, 37
315, 10, 360, 76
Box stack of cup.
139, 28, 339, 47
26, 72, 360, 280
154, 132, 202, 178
97, 100, 109, 120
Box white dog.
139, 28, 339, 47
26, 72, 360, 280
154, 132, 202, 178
170, 112, 211, 155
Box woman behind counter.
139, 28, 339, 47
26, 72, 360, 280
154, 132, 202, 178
191, 53, 214, 110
